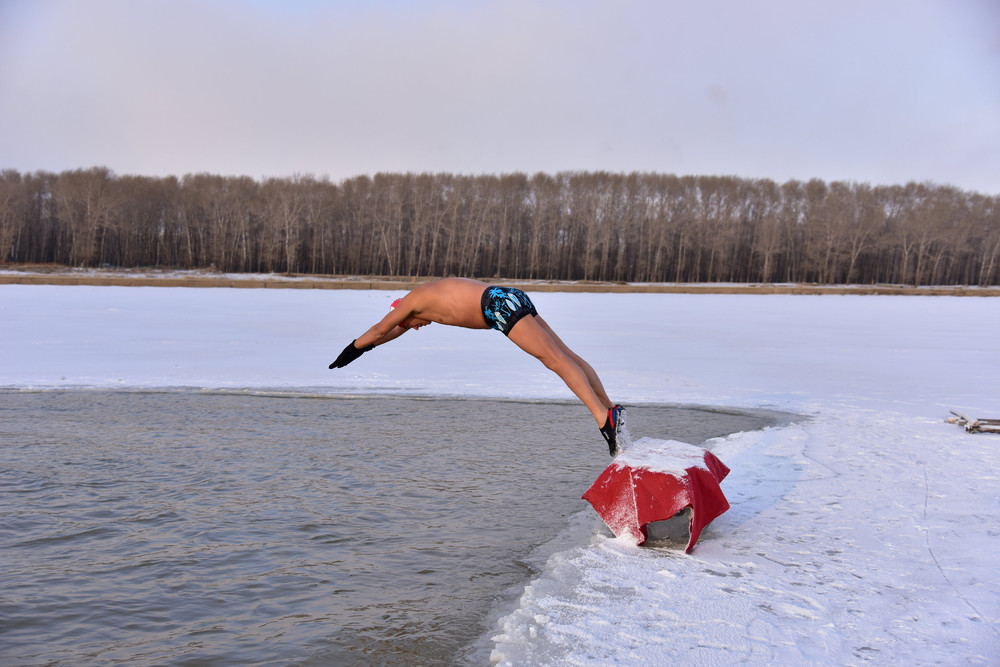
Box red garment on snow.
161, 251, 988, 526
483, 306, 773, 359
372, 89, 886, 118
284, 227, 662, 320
583, 439, 731, 552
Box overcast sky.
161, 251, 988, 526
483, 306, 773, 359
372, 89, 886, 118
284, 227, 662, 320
2, 0, 998, 193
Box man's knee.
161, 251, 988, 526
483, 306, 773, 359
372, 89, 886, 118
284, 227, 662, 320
538, 350, 576, 377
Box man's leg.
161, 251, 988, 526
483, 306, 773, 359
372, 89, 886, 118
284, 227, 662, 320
506, 315, 610, 425
533, 315, 614, 408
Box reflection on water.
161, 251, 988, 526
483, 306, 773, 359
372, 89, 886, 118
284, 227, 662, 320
0, 390, 789, 665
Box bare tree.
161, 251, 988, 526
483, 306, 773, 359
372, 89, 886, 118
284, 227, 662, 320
1, 168, 997, 285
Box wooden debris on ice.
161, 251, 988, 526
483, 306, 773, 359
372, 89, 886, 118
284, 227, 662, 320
947, 410, 1000, 434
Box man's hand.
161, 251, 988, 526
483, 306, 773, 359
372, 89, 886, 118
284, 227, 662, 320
329, 340, 375, 369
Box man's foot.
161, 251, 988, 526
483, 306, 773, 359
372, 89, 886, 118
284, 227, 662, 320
600, 405, 626, 456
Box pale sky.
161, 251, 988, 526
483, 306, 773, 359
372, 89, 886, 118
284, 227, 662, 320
2, 0, 998, 193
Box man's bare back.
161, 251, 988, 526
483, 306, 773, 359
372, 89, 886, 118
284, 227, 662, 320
394, 278, 491, 329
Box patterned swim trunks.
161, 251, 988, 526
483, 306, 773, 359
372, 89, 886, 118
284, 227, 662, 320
481, 286, 538, 336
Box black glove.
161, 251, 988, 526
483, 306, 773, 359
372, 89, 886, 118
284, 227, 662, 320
329, 340, 375, 369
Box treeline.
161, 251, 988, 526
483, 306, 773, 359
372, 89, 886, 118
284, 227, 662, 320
1, 167, 998, 285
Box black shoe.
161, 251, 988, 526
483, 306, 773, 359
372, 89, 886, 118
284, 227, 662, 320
600, 405, 626, 456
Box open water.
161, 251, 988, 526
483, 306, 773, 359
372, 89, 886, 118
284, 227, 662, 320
0, 390, 786, 665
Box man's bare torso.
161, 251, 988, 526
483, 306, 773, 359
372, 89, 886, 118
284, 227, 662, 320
404, 277, 491, 329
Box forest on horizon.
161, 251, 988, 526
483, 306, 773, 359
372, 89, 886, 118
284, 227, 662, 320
1, 167, 997, 286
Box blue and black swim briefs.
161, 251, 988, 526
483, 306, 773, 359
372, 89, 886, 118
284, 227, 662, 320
481, 286, 538, 336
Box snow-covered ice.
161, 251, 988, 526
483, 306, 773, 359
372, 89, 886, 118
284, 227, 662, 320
2, 284, 998, 665
614, 437, 719, 475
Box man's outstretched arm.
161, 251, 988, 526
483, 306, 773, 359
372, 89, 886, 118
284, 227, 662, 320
329, 308, 411, 369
